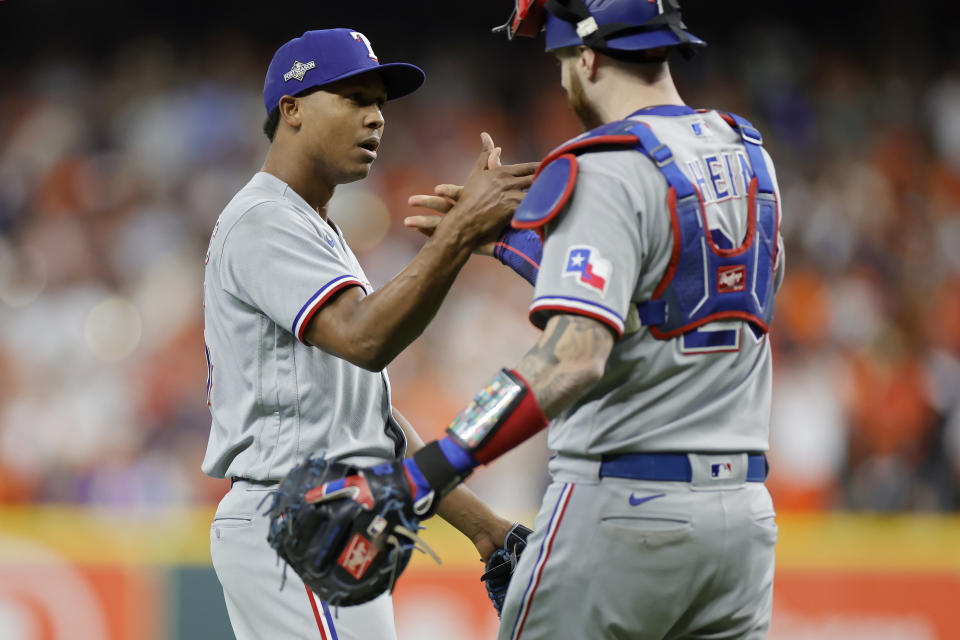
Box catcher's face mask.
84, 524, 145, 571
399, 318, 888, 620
493, 0, 548, 39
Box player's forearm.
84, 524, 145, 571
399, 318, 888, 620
333, 224, 473, 370
401, 314, 613, 516
513, 314, 613, 418
391, 406, 511, 560
392, 406, 427, 452
435, 485, 513, 562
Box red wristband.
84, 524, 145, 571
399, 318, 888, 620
471, 369, 549, 465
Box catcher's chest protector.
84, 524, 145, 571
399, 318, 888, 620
513, 112, 779, 339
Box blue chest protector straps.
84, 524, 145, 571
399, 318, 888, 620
633, 114, 779, 339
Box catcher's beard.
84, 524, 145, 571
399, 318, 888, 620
567, 71, 604, 132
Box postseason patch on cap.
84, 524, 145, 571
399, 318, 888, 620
263, 29, 425, 113
283, 60, 317, 82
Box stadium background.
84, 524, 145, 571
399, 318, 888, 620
1, 0, 958, 638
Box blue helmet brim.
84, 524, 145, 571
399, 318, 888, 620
544, 13, 705, 52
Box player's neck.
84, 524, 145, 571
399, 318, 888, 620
262, 148, 333, 219
595, 67, 684, 123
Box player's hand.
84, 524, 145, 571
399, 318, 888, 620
469, 514, 516, 562
407, 184, 496, 256
481, 523, 533, 617
406, 134, 541, 282
406, 133, 524, 255
406, 132, 501, 223
430, 132, 538, 249
405, 183, 462, 233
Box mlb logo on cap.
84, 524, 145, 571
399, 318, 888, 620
711, 461, 733, 479
262, 28, 425, 113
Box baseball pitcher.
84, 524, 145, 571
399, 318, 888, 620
202, 28, 538, 639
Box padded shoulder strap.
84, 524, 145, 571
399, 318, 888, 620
512, 153, 579, 232
718, 112, 774, 195
539, 120, 643, 167
513, 120, 642, 233
625, 122, 696, 200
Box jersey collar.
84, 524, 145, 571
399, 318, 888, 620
253, 171, 317, 216
627, 105, 697, 118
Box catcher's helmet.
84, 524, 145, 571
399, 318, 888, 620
494, 0, 705, 59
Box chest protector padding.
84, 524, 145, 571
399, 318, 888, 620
634, 113, 778, 338
513, 113, 778, 341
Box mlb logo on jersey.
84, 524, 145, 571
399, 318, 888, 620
717, 265, 746, 293
564, 246, 612, 295
711, 462, 734, 479
690, 119, 712, 137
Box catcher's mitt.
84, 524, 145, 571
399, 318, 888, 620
263, 456, 436, 607
480, 522, 533, 616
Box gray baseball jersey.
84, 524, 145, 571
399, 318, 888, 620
529, 109, 785, 457
201, 171, 404, 482
498, 107, 782, 640
203, 171, 405, 639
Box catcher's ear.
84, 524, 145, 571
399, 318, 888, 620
579, 47, 599, 82
277, 95, 303, 129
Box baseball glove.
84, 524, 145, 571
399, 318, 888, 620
480, 522, 533, 616
263, 456, 437, 607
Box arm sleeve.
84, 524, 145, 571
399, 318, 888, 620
219, 204, 366, 343
530, 159, 643, 338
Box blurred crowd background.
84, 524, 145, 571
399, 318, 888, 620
0, 0, 958, 515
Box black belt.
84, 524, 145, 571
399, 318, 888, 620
230, 476, 279, 487
599, 453, 768, 482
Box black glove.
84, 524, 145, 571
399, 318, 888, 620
263, 456, 430, 607
480, 523, 533, 616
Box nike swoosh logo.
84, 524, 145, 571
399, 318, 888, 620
629, 492, 666, 507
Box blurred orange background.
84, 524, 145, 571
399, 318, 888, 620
1, 0, 958, 637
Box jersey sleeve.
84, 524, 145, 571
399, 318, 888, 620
530, 158, 643, 338
219, 204, 366, 344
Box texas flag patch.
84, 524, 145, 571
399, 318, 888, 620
564, 246, 612, 295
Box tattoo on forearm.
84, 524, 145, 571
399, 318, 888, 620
523, 315, 568, 374
516, 315, 615, 419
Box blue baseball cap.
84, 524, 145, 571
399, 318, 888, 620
262, 29, 426, 113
